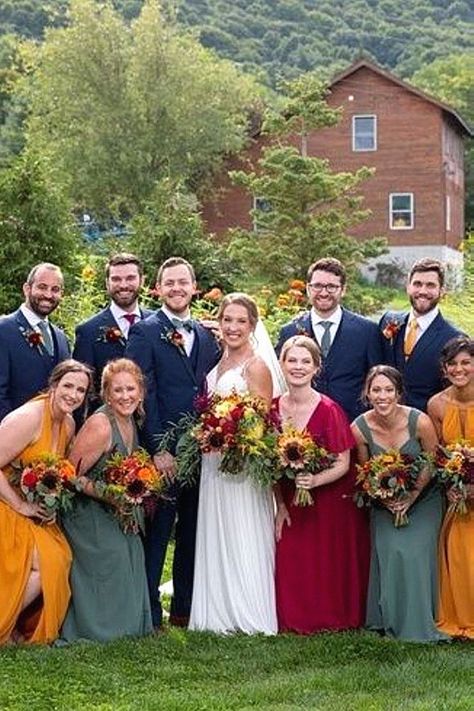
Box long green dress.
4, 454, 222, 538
61, 407, 153, 642
354, 409, 448, 642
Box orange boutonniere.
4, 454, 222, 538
381, 318, 403, 344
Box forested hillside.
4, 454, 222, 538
0, 0, 472, 83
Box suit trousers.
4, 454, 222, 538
144, 481, 199, 627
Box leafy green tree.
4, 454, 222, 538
0, 152, 81, 313
226, 72, 387, 308
126, 177, 241, 292
23, 0, 261, 214
411, 54, 474, 227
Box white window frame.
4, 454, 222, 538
446, 195, 451, 231
389, 193, 414, 230
252, 196, 272, 232
352, 114, 377, 152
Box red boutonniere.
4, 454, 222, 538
97, 325, 125, 345
161, 328, 186, 355
381, 319, 403, 344
19, 325, 45, 354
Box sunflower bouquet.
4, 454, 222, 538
433, 441, 473, 515
96, 448, 164, 534
354, 450, 427, 527
274, 424, 337, 506
163, 391, 278, 488
11, 453, 77, 518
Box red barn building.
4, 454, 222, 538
201, 59, 472, 283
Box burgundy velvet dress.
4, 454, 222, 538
275, 394, 370, 634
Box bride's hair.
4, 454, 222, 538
217, 292, 259, 329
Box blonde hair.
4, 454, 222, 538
279, 335, 321, 368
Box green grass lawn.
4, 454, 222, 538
0, 630, 472, 710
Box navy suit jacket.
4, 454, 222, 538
73, 305, 153, 398
275, 308, 384, 422
380, 310, 462, 412
125, 309, 221, 454
0, 309, 70, 421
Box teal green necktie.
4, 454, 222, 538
37, 320, 54, 356
319, 321, 332, 357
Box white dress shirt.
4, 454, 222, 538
310, 305, 343, 352
161, 305, 195, 356
110, 301, 141, 339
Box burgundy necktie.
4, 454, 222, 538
123, 313, 137, 326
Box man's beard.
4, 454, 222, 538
111, 289, 140, 309
28, 295, 60, 317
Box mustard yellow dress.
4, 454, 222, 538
0, 395, 72, 644
437, 401, 474, 638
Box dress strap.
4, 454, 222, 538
354, 415, 375, 452
407, 408, 420, 439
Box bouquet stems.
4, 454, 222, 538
293, 486, 314, 506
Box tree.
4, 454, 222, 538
22, 0, 262, 214
0, 152, 81, 313
226, 72, 386, 298
411, 54, 474, 228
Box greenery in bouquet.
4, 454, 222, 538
273, 424, 337, 506
160, 391, 279, 489
95, 448, 164, 534
432, 441, 473, 515
355, 450, 428, 527
11, 452, 77, 518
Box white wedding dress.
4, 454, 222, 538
188, 364, 277, 635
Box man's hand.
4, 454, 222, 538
154, 451, 177, 482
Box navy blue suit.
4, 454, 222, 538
73, 305, 153, 405
276, 308, 384, 422
125, 308, 220, 626
380, 310, 462, 412
0, 309, 70, 421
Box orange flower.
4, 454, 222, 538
289, 279, 305, 291
203, 287, 223, 302
277, 294, 290, 307
288, 289, 305, 303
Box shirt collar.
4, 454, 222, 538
408, 307, 439, 332
161, 305, 191, 323
20, 303, 46, 327
311, 305, 343, 327
110, 301, 141, 323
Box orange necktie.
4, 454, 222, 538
404, 318, 418, 358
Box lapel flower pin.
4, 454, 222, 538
161, 327, 186, 355
381, 318, 404, 344
19, 325, 45, 354
97, 325, 125, 345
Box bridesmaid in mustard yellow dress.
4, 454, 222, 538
0, 360, 92, 644
428, 336, 474, 639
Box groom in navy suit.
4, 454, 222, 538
0, 262, 70, 421
380, 258, 462, 412
73, 253, 152, 409
126, 256, 220, 629
276, 258, 383, 422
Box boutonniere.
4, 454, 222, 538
161, 327, 186, 355
19, 325, 45, 353
295, 319, 311, 338
382, 318, 403, 344
97, 325, 125, 346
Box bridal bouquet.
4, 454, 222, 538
96, 448, 164, 534
433, 441, 473, 515
273, 425, 337, 506
165, 391, 278, 488
11, 453, 76, 518
354, 450, 427, 527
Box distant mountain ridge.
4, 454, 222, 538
0, 0, 472, 83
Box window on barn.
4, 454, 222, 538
389, 193, 414, 230
352, 115, 377, 151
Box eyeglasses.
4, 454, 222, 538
307, 283, 341, 294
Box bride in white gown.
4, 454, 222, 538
189, 293, 278, 634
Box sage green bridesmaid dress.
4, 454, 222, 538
61, 407, 152, 642
354, 408, 448, 642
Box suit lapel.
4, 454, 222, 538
14, 310, 52, 371
406, 313, 443, 364
157, 310, 197, 385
